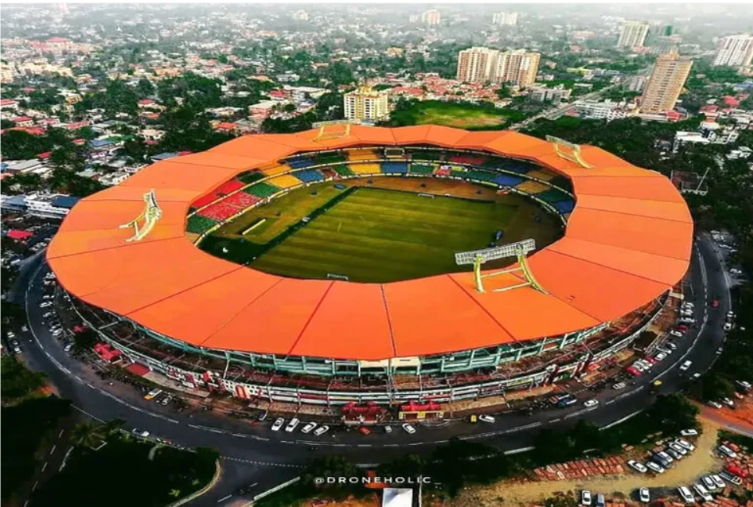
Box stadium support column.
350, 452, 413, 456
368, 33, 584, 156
538, 338, 548, 354
473, 255, 485, 293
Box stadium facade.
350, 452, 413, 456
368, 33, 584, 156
48, 126, 693, 405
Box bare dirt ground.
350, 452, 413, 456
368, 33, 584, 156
449, 419, 725, 507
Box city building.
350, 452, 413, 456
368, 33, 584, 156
292, 10, 309, 21
421, 9, 441, 26
673, 131, 710, 152
456, 47, 540, 88
712, 34, 753, 68
492, 12, 518, 26
639, 50, 693, 114
617, 21, 650, 49
576, 100, 636, 121
626, 75, 647, 92
529, 84, 572, 103
343, 87, 390, 122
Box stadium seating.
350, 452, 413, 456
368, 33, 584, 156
185, 232, 201, 243
215, 178, 245, 196
553, 200, 576, 214
244, 182, 280, 199
537, 188, 571, 204
314, 152, 347, 165
192, 191, 221, 209
549, 175, 574, 192
464, 170, 498, 183
238, 171, 265, 185
449, 154, 487, 166
198, 201, 240, 222
286, 156, 316, 169
493, 174, 525, 187
527, 169, 555, 182
349, 163, 381, 175
346, 149, 379, 162
294, 169, 326, 183
186, 214, 219, 235
262, 164, 293, 177
224, 192, 260, 209
268, 174, 303, 189
409, 163, 435, 175
516, 180, 550, 194
487, 160, 534, 174
381, 162, 408, 174
408, 149, 443, 161
331, 164, 355, 177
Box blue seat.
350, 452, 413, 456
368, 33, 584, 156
294, 169, 325, 183
287, 157, 315, 169
381, 162, 408, 174
493, 174, 525, 187
553, 200, 575, 214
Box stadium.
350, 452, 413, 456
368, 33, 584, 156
47, 125, 693, 406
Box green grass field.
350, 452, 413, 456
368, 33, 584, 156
199, 178, 562, 283
388, 100, 526, 130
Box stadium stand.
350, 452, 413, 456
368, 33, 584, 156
516, 180, 550, 194
244, 182, 280, 199
238, 171, 265, 185
553, 200, 576, 214
408, 149, 443, 161
294, 169, 326, 183
490, 160, 533, 174
527, 169, 555, 182
198, 201, 240, 222
320, 167, 339, 179
349, 163, 381, 175
346, 149, 380, 162
186, 214, 219, 235
185, 232, 201, 243
449, 154, 487, 166
192, 191, 221, 209
224, 192, 260, 209
537, 188, 571, 204
286, 156, 316, 169
262, 164, 293, 177
381, 162, 409, 174
215, 178, 245, 196
268, 174, 303, 189
464, 169, 498, 183
331, 164, 355, 177
493, 174, 525, 187
315, 152, 347, 165
549, 175, 573, 192
409, 163, 435, 175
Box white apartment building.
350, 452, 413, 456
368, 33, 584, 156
576, 100, 635, 121
492, 12, 518, 26
712, 34, 753, 67
456, 47, 540, 88
617, 21, 650, 49
343, 88, 390, 122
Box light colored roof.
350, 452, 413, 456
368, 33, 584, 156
47, 126, 692, 361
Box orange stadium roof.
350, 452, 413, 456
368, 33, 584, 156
46, 127, 693, 361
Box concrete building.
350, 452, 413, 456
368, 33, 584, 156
343, 88, 390, 122
421, 9, 441, 26
292, 10, 309, 21
456, 47, 540, 88
493, 12, 518, 26
673, 131, 710, 153
639, 50, 693, 114
576, 100, 635, 121
529, 85, 571, 103
712, 34, 753, 68
617, 21, 650, 49
626, 75, 647, 92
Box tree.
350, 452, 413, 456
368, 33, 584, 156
71, 421, 105, 448
1, 356, 47, 402
700, 374, 736, 402
137, 78, 155, 97
73, 329, 99, 353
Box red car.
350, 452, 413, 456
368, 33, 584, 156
645, 357, 658, 365
677, 324, 689, 332
358, 426, 371, 435
711, 299, 720, 308
626, 366, 641, 376
727, 464, 748, 478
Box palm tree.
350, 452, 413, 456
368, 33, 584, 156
169, 489, 181, 498
71, 422, 104, 448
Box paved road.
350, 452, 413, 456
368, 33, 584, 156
16, 234, 730, 505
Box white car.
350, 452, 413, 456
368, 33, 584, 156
612, 382, 626, 390
724, 322, 733, 331
678, 486, 695, 503
646, 461, 665, 474
693, 484, 713, 502
313, 425, 329, 436
669, 443, 688, 456
701, 476, 717, 491
39, 302, 52, 308
730, 268, 742, 275
581, 490, 592, 506
675, 438, 695, 452
670, 330, 683, 338
584, 399, 599, 408
478, 415, 495, 423
627, 460, 648, 473
402, 423, 416, 434
718, 444, 737, 458
711, 475, 725, 489
639, 488, 650, 503
655, 352, 667, 362
708, 401, 723, 409
300, 422, 317, 434
679, 360, 692, 371
285, 418, 300, 433
384, 425, 393, 434
271, 418, 285, 431
680, 428, 698, 437
131, 428, 150, 438
667, 342, 678, 350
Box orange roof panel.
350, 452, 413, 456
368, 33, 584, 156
391, 125, 432, 144
573, 175, 685, 202
576, 194, 692, 223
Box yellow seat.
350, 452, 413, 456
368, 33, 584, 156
527, 169, 555, 182
268, 174, 303, 189
346, 149, 379, 162
349, 163, 381, 175
262, 164, 292, 177
516, 180, 550, 194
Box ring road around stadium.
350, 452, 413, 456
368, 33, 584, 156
47, 126, 693, 406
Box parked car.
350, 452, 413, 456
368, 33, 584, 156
160, 396, 172, 406
718, 445, 737, 458
679, 360, 692, 371
584, 399, 599, 408
693, 484, 713, 503
677, 486, 695, 503
581, 490, 592, 506
639, 488, 650, 503
301, 422, 317, 434
675, 438, 695, 452
285, 418, 300, 433
701, 476, 717, 491
720, 471, 743, 485
711, 475, 725, 489
669, 443, 688, 456
314, 425, 329, 436
627, 460, 647, 473
131, 428, 150, 438
402, 423, 416, 434
680, 428, 698, 437
271, 418, 285, 431
724, 322, 733, 331
666, 448, 683, 460
646, 461, 665, 474
358, 426, 371, 435
257, 411, 268, 422
612, 382, 626, 390
478, 415, 495, 423
595, 494, 605, 507
708, 401, 723, 409
384, 425, 393, 434
144, 388, 162, 400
